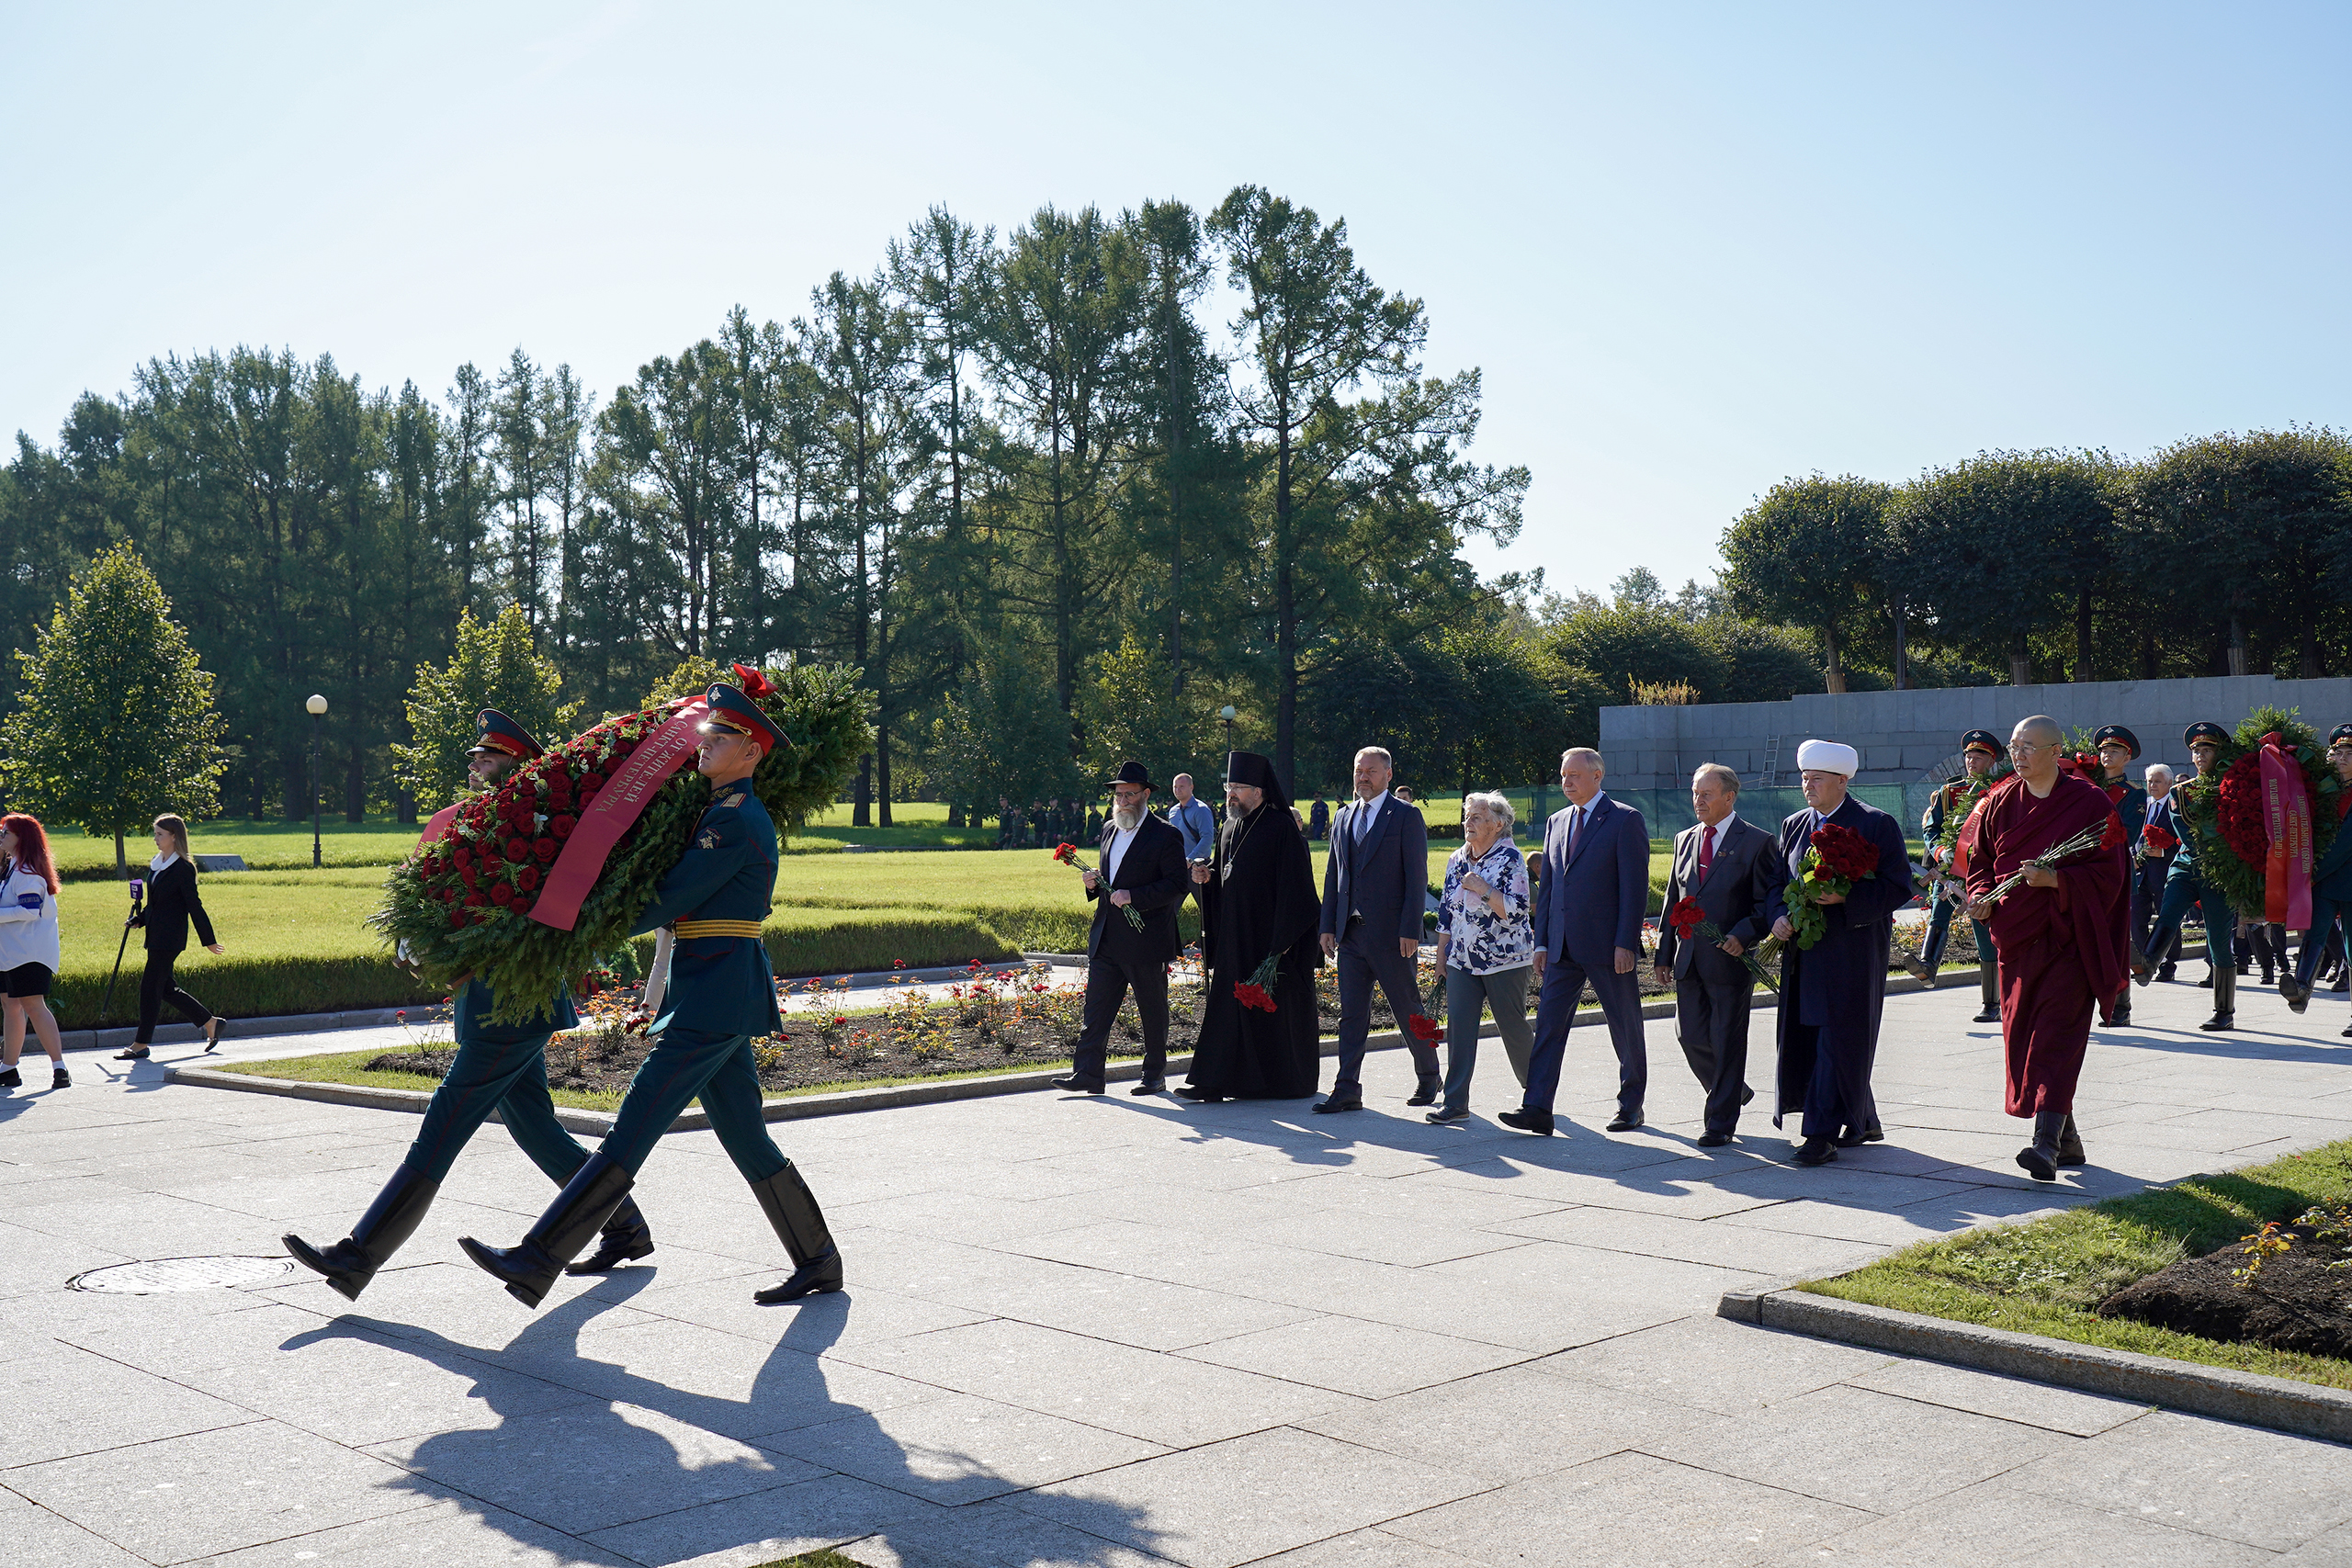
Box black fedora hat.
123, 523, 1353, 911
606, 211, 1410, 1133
1104, 760, 1155, 791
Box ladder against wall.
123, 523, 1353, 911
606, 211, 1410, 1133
1758, 735, 1781, 788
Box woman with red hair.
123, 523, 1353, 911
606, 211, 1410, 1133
0, 813, 66, 1089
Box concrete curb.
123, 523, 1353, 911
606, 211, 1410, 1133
163, 1024, 1445, 1134
1718, 1283, 2352, 1446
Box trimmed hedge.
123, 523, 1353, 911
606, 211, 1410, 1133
52, 954, 442, 1032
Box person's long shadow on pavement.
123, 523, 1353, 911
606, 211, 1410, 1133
283, 1269, 1164, 1566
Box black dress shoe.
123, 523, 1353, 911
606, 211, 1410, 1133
1130, 1078, 1167, 1096
1312, 1097, 1363, 1114
1498, 1108, 1555, 1135
115, 1045, 150, 1060
1405, 1084, 1440, 1107
1741, 1085, 1755, 1106
1833, 1122, 1884, 1148
1174, 1085, 1225, 1102
1791, 1137, 1837, 1167
1697, 1131, 1734, 1148
2158, 967, 2178, 983
1606, 1109, 1644, 1133
1971, 1008, 2000, 1023
1425, 1106, 1471, 1124
1050, 1075, 1106, 1095
0, 1067, 17, 1089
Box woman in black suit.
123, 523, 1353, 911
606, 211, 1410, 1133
116, 813, 223, 1060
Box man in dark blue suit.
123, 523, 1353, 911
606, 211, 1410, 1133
1768, 739, 1916, 1167
1317, 746, 1439, 1112
1503, 747, 1651, 1136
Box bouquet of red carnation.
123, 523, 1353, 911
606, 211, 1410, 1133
369, 661, 868, 1024
1233, 953, 1282, 1012
1405, 1011, 1443, 1044
1053, 841, 1144, 929
1758, 821, 1882, 956
1666, 896, 1779, 992
2140, 824, 2180, 860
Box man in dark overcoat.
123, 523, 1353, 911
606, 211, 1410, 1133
1054, 761, 1191, 1096
1768, 739, 1916, 1167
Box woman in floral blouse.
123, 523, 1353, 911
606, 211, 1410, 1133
1430, 791, 1534, 1122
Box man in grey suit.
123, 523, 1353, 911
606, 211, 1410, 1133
1317, 747, 1439, 1113
1652, 763, 1784, 1146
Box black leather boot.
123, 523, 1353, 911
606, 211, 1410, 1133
2283, 970, 2312, 1013
2017, 1110, 2066, 1181
459, 1154, 634, 1309
750, 1163, 843, 1303
284, 1164, 441, 1303
1972, 965, 2000, 1024
2199, 969, 2236, 1032
562, 1194, 656, 1276
2055, 1114, 2086, 1168
2109, 990, 2132, 1027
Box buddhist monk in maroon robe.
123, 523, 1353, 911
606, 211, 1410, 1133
1965, 716, 2127, 1181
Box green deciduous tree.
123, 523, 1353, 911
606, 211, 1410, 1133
1721, 474, 1894, 694
3, 544, 226, 876
392, 604, 582, 811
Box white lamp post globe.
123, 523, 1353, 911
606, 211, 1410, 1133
306, 694, 328, 716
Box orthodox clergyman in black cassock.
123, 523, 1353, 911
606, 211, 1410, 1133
1181, 750, 1324, 1101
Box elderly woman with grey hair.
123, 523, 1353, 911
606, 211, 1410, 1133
1429, 790, 1535, 1122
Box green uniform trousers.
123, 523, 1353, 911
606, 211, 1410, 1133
597, 1029, 790, 1181
405, 1032, 594, 1186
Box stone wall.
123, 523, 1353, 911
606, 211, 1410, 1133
1599, 674, 2352, 791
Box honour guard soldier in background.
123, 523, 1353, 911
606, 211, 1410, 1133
2092, 726, 2148, 1029
462, 682, 842, 1309
2134, 722, 2238, 1031
285, 710, 656, 1301
1907, 730, 2003, 1024
2283, 725, 2352, 1031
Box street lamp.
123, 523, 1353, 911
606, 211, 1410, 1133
306, 694, 327, 868
1218, 705, 1237, 754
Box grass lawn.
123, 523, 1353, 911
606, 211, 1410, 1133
1802, 1139, 2352, 1390
51, 818, 428, 879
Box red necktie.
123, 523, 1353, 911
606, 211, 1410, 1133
1698, 826, 1713, 882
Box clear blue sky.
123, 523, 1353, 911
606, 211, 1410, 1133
6, 2, 2346, 598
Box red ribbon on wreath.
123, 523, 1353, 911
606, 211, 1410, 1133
2259, 731, 2313, 929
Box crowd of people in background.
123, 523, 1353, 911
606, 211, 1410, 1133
1052, 717, 2352, 1184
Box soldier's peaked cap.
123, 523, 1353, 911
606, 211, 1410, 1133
2093, 725, 2141, 758
2330, 724, 2352, 746
2184, 721, 2230, 747
469, 710, 542, 760
698, 683, 789, 755
1961, 730, 2001, 756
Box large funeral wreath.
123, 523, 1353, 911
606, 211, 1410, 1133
2172, 706, 2345, 921
368, 661, 870, 1022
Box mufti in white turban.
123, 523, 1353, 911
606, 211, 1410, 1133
1796, 739, 1859, 777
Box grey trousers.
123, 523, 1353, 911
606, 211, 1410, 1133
1441, 964, 1534, 1112
1674, 974, 1753, 1134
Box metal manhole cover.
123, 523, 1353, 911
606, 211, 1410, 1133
69, 1256, 300, 1294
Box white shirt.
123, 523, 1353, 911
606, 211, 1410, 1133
1104, 822, 1136, 884
0, 863, 61, 974
1352, 791, 1390, 841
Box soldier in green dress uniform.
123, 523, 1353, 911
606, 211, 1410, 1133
2134, 722, 2238, 1032
2283, 724, 2352, 1031
283, 710, 656, 1301
460, 683, 842, 1310
2092, 726, 2149, 1029
1907, 730, 2004, 1022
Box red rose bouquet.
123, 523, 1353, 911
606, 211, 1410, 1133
1053, 841, 1144, 929
2140, 823, 2180, 860
1667, 895, 1779, 992
368, 661, 869, 1024
1760, 820, 1882, 956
